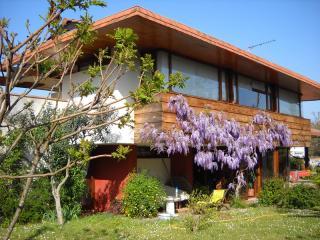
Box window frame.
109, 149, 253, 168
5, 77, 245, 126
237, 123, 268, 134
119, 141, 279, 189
155, 50, 302, 117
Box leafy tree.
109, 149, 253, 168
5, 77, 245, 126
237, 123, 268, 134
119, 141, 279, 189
310, 113, 320, 157
0, 1, 186, 239
141, 95, 291, 196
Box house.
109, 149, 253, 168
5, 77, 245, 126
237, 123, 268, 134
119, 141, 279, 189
5, 6, 320, 211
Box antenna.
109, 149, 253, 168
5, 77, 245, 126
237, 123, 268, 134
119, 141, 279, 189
247, 39, 276, 52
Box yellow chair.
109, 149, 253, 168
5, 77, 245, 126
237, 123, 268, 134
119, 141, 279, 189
196, 189, 229, 211
210, 189, 226, 204
210, 189, 230, 210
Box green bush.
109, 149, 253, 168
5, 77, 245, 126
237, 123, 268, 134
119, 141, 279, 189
60, 165, 88, 215
279, 184, 320, 209
122, 172, 166, 217
309, 167, 320, 187
187, 189, 211, 214
290, 157, 305, 170
312, 174, 320, 187
0, 178, 53, 226
183, 214, 208, 232
231, 197, 248, 209
259, 178, 285, 206
0, 166, 87, 226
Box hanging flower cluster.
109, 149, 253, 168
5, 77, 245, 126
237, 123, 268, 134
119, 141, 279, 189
140, 95, 292, 173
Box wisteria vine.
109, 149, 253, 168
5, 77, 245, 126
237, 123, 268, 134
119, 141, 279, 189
140, 95, 292, 188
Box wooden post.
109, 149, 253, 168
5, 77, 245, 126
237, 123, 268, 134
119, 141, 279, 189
273, 149, 279, 177
255, 156, 263, 195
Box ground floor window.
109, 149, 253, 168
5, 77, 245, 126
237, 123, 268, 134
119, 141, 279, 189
278, 148, 290, 178
262, 150, 274, 179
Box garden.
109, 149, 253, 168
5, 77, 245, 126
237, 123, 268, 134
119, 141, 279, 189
1, 174, 320, 239
0, 208, 319, 240
1, 1, 320, 239
1, 168, 320, 239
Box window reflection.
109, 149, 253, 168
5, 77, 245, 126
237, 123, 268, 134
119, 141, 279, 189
171, 55, 219, 100
155, 51, 302, 117
156, 51, 169, 82
238, 75, 267, 110
262, 151, 274, 179
279, 88, 300, 116
221, 70, 229, 101
278, 148, 289, 178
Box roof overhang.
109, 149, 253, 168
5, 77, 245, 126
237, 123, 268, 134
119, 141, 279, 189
3, 6, 320, 100
311, 128, 320, 137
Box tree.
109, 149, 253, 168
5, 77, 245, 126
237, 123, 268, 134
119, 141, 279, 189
0, 1, 185, 238
310, 112, 320, 157
141, 95, 292, 195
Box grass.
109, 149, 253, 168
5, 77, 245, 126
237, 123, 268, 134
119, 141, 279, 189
1, 207, 319, 240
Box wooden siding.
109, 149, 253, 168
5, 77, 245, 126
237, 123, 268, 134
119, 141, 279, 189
135, 93, 311, 147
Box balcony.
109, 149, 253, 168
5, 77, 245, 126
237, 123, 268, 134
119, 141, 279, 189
135, 93, 311, 147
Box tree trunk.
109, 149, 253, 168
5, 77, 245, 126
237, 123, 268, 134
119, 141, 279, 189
3, 153, 41, 240
235, 182, 241, 198
53, 189, 64, 225
50, 156, 70, 225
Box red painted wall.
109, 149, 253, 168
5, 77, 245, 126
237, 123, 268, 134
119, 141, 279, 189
86, 145, 137, 211
171, 153, 194, 187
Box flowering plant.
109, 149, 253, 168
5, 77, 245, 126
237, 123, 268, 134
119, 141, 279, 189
140, 95, 291, 190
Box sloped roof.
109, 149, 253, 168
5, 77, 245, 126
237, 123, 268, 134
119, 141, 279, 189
311, 128, 320, 137
4, 6, 320, 100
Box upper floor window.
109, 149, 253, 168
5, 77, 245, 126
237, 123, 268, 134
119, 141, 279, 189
220, 70, 229, 101
238, 75, 268, 110
279, 88, 300, 116
156, 51, 169, 82
155, 51, 302, 117
171, 55, 219, 100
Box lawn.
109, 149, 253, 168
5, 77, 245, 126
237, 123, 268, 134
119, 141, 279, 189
1, 207, 319, 240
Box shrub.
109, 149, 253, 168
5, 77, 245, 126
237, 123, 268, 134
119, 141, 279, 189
230, 197, 248, 208
60, 165, 88, 217
259, 178, 285, 206
183, 214, 208, 232
0, 178, 53, 226
290, 157, 305, 170
187, 189, 211, 214
312, 174, 320, 187
309, 167, 320, 187
122, 172, 166, 217
279, 184, 320, 209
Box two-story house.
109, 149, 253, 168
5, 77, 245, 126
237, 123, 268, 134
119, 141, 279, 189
7, 6, 320, 211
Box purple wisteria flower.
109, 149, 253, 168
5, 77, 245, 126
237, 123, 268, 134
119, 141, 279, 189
140, 95, 292, 187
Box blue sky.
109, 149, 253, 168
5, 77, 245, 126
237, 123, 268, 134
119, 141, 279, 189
1, 0, 319, 121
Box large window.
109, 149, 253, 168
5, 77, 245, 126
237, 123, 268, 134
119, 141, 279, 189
155, 51, 302, 117
238, 75, 268, 110
279, 88, 300, 116
156, 51, 169, 82
171, 55, 219, 100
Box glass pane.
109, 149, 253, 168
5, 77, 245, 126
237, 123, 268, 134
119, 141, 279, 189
278, 148, 289, 178
156, 51, 169, 82
172, 55, 219, 100
221, 70, 228, 101
267, 85, 273, 110
233, 75, 238, 103
262, 151, 274, 179
238, 75, 267, 109
279, 88, 300, 116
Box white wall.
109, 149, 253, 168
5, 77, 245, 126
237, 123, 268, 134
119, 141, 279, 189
8, 95, 67, 115
137, 158, 171, 184
61, 65, 140, 144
